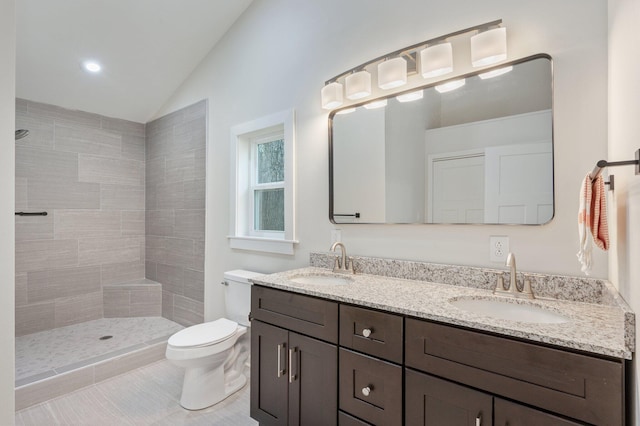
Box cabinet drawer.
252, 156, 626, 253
252, 286, 339, 343
339, 305, 403, 363
495, 398, 585, 426
405, 318, 623, 426
339, 348, 402, 426
339, 411, 372, 426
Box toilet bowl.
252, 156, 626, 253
165, 269, 262, 410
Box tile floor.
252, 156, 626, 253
16, 317, 184, 385
15, 360, 258, 426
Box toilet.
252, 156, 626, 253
166, 269, 263, 410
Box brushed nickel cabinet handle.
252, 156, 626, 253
289, 348, 297, 383
362, 328, 372, 338
362, 386, 371, 396
277, 344, 286, 378
475, 413, 481, 426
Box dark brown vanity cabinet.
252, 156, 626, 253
251, 285, 627, 426
251, 286, 339, 426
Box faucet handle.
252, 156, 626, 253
522, 274, 535, 298
333, 256, 341, 271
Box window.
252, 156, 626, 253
229, 110, 296, 254
251, 133, 285, 236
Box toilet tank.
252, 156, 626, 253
223, 270, 264, 327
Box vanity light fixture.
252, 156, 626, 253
435, 79, 466, 93
321, 82, 344, 109
470, 27, 507, 67
420, 43, 453, 78
345, 70, 372, 100
364, 99, 388, 109
378, 57, 408, 89
321, 19, 506, 110
396, 90, 424, 103
478, 65, 513, 80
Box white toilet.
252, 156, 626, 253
165, 269, 263, 410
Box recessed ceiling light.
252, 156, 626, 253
83, 61, 102, 73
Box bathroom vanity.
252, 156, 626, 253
249, 255, 633, 426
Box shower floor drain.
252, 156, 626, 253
99, 335, 113, 341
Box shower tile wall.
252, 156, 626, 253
15, 99, 146, 336
145, 100, 206, 327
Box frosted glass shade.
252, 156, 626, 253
364, 99, 387, 109
321, 82, 343, 110
378, 57, 407, 89
396, 90, 424, 103
420, 43, 453, 78
435, 79, 465, 93
345, 71, 372, 100
471, 27, 507, 67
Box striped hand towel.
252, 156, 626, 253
577, 173, 609, 275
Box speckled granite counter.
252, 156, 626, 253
252, 266, 635, 360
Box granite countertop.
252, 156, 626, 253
252, 266, 634, 360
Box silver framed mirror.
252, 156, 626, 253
329, 54, 554, 225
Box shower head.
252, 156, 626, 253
15, 129, 29, 141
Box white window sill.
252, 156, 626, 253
228, 236, 298, 255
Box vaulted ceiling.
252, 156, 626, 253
16, 0, 253, 123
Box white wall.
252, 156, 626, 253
0, 0, 16, 420
155, 0, 609, 321
608, 0, 640, 422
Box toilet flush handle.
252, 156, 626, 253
220, 281, 228, 286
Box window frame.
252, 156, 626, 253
229, 110, 297, 255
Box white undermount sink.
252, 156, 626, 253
289, 274, 353, 286
449, 297, 569, 324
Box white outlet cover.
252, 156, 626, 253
489, 236, 509, 262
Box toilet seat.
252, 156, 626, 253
168, 318, 239, 349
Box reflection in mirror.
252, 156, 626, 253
330, 55, 553, 225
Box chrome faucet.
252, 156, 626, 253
330, 242, 354, 274
494, 252, 534, 299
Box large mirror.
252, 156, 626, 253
330, 54, 553, 225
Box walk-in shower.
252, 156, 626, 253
14, 98, 206, 411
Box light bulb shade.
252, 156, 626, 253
364, 99, 388, 109
321, 82, 344, 110
420, 43, 453, 78
396, 90, 424, 103
471, 27, 507, 67
378, 57, 407, 89
345, 71, 372, 100
435, 79, 466, 93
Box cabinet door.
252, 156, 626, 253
405, 369, 492, 426
494, 398, 584, 426
288, 332, 338, 426
251, 320, 289, 426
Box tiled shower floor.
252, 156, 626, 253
16, 317, 184, 386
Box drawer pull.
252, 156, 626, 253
475, 413, 482, 426
277, 344, 286, 378
361, 386, 371, 396
362, 328, 372, 338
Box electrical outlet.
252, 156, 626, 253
489, 236, 509, 262
331, 229, 342, 244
